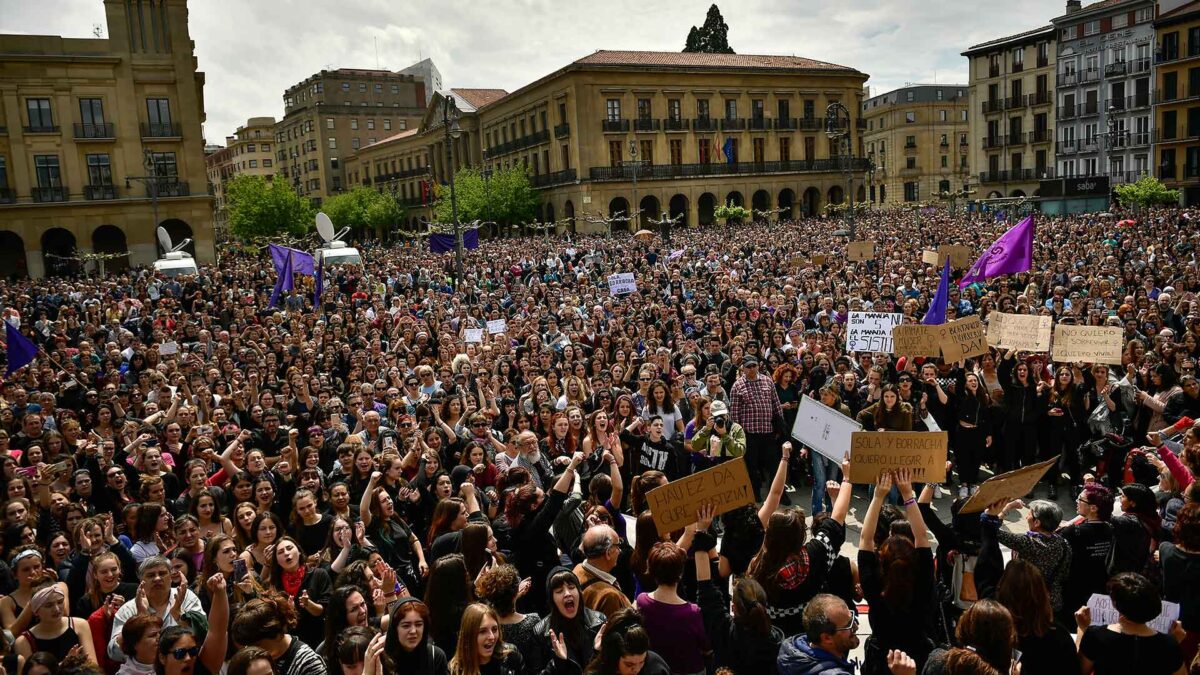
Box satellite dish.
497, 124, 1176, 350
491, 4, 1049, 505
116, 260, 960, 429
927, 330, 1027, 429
157, 227, 173, 254
333, 227, 351, 241
315, 212, 335, 242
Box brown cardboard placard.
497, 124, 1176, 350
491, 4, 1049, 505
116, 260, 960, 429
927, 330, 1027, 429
847, 431, 948, 484
988, 312, 1052, 352
986, 312, 1006, 347
938, 244, 973, 269
937, 315, 988, 362
922, 250, 940, 265
959, 456, 1060, 514
848, 240, 876, 261
644, 457, 755, 534
1052, 325, 1123, 364
811, 254, 828, 266
891, 324, 943, 357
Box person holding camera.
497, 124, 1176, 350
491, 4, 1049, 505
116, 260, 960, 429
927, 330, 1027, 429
689, 400, 745, 471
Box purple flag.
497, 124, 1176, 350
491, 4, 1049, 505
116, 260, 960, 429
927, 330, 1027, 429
313, 254, 324, 309
923, 259, 951, 326
269, 248, 294, 308
959, 215, 1035, 287
4, 322, 37, 375
268, 244, 315, 276
429, 228, 480, 254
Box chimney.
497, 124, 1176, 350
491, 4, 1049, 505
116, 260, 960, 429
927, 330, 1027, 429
1066, 0, 1082, 12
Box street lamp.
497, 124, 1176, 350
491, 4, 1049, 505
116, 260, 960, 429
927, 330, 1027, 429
825, 101, 856, 239
866, 157, 877, 209
1102, 105, 1124, 181
126, 148, 162, 258
480, 167, 494, 237
624, 139, 641, 233
441, 95, 464, 285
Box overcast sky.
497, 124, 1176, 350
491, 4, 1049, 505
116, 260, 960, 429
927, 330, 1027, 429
2, 0, 1068, 143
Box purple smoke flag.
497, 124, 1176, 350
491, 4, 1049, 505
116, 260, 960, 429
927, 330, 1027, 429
429, 228, 480, 254
269, 248, 294, 308
268, 244, 315, 276
313, 254, 324, 308
4, 322, 37, 375
959, 214, 1035, 288
923, 259, 951, 326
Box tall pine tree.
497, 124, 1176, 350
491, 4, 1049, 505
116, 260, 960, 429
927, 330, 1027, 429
682, 4, 735, 54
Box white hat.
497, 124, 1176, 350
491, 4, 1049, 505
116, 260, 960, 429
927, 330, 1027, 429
710, 400, 729, 417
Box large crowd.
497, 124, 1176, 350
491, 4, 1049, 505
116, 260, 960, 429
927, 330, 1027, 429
0, 203, 1198, 675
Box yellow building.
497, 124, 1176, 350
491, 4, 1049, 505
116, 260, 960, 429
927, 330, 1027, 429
1154, 0, 1200, 205
351, 51, 870, 234
962, 25, 1058, 199
206, 116, 277, 229
862, 84, 971, 207
0, 0, 214, 277
274, 68, 428, 205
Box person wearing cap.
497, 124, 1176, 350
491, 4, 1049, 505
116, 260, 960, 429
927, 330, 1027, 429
689, 400, 745, 469
729, 355, 786, 503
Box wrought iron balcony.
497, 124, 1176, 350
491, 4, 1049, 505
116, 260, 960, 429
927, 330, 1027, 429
633, 118, 660, 132
774, 117, 797, 130
748, 117, 770, 131
74, 123, 115, 139
150, 180, 189, 197
798, 117, 824, 131
720, 117, 745, 131
529, 169, 577, 188
554, 123, 570, 139
601, 119, 629, 133
32, 186, 68, 202
23, 124, 59, 134
0, 188, 14, 204
141, 123, 181, 138
982, 99, 1005, 114
662, 118, 689, 132
693, 117, 718, 132
85, 185, 118, 200
1105, 61, 1128, 77
588, 157, 871, 181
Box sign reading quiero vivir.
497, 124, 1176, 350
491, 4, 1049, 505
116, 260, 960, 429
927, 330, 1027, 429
847, 431, 948, 483
644, 457, 755, 533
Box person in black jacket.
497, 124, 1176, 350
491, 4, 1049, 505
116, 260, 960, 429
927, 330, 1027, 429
1038, 366, 1089, 498
950, 372, 994, 498
999, 350, 1041, 473
693, 537, 781, 675
502, 451, 581, 613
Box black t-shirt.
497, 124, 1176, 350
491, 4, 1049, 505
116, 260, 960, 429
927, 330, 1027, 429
1079, 626, 1182, 675
1059, 520, 1112, 611
291, 513, 333, 558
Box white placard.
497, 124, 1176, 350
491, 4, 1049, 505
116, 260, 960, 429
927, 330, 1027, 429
464, 329, 484, 343
847, 312, 903, 354
158, 341, 178, 356
1087, 593, 1180, 634
792, 395, 863, 463
486, 319, 508, 335
607, 273, 638, 296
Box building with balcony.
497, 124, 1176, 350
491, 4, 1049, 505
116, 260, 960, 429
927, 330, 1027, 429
962, 24, 1058, 199
274, 65, 430, 205
1154, 0, 1200, 204
1052, 0, 1156, 187
861, 84, 970, 207
205, 116, 277, 229
0, 0, 213, 278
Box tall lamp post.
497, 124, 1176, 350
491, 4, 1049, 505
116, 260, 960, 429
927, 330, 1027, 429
441, 95, 464, 285
480, 167, 494, 237
866, 157, 877, 209
825, 101, 855, 238
126, 148, 162, 273
1102, 105, 1123, 182
621, 139, 641, 233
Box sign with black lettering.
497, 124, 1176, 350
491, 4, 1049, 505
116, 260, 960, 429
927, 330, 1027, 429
847, 431, 948, 483
645, 458, 755, 534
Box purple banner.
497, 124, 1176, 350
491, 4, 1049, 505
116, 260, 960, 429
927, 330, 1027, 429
429, 229, 479, 254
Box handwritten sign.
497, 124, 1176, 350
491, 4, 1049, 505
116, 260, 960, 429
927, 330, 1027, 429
811, 254, 827, 266
464, 328, 484, 343
938, 244, 973, 269
607, 273, 637, 296
847, 432, 948, 483
959, 456, 1059, 514
1053, 325, 1123, 364
937, 315, 988, 362
892, 324, 943, 357
848, 240, 876, 261
922, 250, 940, 265
847, 312, 903, 353
644, 457, 755, 534
157, 341, 178, 356
793, 396, 862, 463
988, 312, 1051, 352
1087, 593, 1180, 634
788, 254, 805, 269
486, 319, 508, 335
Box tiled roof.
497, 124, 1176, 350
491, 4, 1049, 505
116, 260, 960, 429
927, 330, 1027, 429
450, 88, 509, 110
572, 50, 858, 72
374, 128, 419, 145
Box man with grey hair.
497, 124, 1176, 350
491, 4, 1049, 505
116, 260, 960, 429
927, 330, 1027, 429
107, 555, 203, 662
981, 498, 1071, 614
573, 524, 630, 621
777, 593, 859, 675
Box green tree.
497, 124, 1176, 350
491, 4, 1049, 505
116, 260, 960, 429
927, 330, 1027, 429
682, 4, 735, 54
225, 175, 315, 239
714, 201, 750, 224
1113, 174, 1180, 210
433, 166, 540, 225
322, 187, 406, 239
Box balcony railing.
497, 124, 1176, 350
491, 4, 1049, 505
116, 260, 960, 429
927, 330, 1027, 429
1105, 61, 1128, 77
32, 186, 68, 203
720, 117, 745, 131
1106, 97, 1127, 112
774, 117, 797, 130
23, 124, 59, 134
1155, 85, 1200, 104
662, 118, 689, 132
798, 117, 824, 131
588, 157, 871, 181
633, 118, 660, 132
1030, 91, 1052, 106
601, 119, 629, 133
529, 169, 577, 188
1037, 56, 1049, 68
1162, 165, 1179, 181
989, 66, 1000, 78
1005, 95, 1027, 109
1128, 131, 1152, 147
982, 99, 1005, 114
978, 169, 1054, 183
693, 117, 718, 132
1128, 92, 1152, 109
85, 185, 118, 200
1080, 68, 1101, 83
1056, 139, 1078, 154
1012, 61, 1024, 73
141, 123, 181, 138
1060, 71, 1079, 87
1133, 57, 1152, 73
0, 188, 14, 204
554, 122, 570, 139
1031, 128, 1053, 143
74, 123, 115, 139
748, 117, 770, 131
150, 180, 189, 197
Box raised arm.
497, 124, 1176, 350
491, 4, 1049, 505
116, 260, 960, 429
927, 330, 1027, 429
830, 454, 854, 525
359, 472, 381, 528
605, 452, 623, 509
198, 573, 229, 674
858, 471, 892, 553
758, 441, 792, 527
894, 468, 929, 548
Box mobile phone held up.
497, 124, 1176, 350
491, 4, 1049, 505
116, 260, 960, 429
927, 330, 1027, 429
232, 558, 248, 583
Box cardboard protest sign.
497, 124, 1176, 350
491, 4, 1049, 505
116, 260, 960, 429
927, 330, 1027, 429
891, 324, 943, 357
988, 312, 1051, 351
486, 319, 508, 335
1087, 593, 1180, 634
847, 432, 948, 484
644, 457, 755, 534
788, 254, 805, 269
938, 244, 973, 269
464, 328, 484, 343
847, 312, 903, 353
937, 315, 988, 362
158, 341, 179, 356
811, 254, 827, 266
1052, 325, 1123, 364
959, 456, 1059, 514
607, 272, 637, 296
922, 250, 940, 266
848, 240, 876, 261
793, 396, 862, 463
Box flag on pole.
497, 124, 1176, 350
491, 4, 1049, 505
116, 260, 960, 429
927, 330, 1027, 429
923, 259, 951, 326
959, 214, 1035, 287
4, 322, 37, 375
313, 253, 324, 309
712, 126, 721, 163
269, 249, 294, 308
723, 138, 735, 166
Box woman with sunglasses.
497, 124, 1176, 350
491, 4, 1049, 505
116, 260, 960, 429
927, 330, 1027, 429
155, 573, 230, 675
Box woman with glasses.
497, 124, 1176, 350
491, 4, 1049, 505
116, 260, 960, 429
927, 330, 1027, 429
156, 575, 230, 675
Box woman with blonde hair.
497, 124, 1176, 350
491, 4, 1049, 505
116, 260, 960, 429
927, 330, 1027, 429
450, 602, 576, 675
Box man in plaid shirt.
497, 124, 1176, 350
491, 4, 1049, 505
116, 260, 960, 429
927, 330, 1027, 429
729, 355, 788, 503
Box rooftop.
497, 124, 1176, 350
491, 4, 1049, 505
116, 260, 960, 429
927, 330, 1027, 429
573, 49, 859, 72
449, 88, 509, 111
963, 24, 1055, 55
